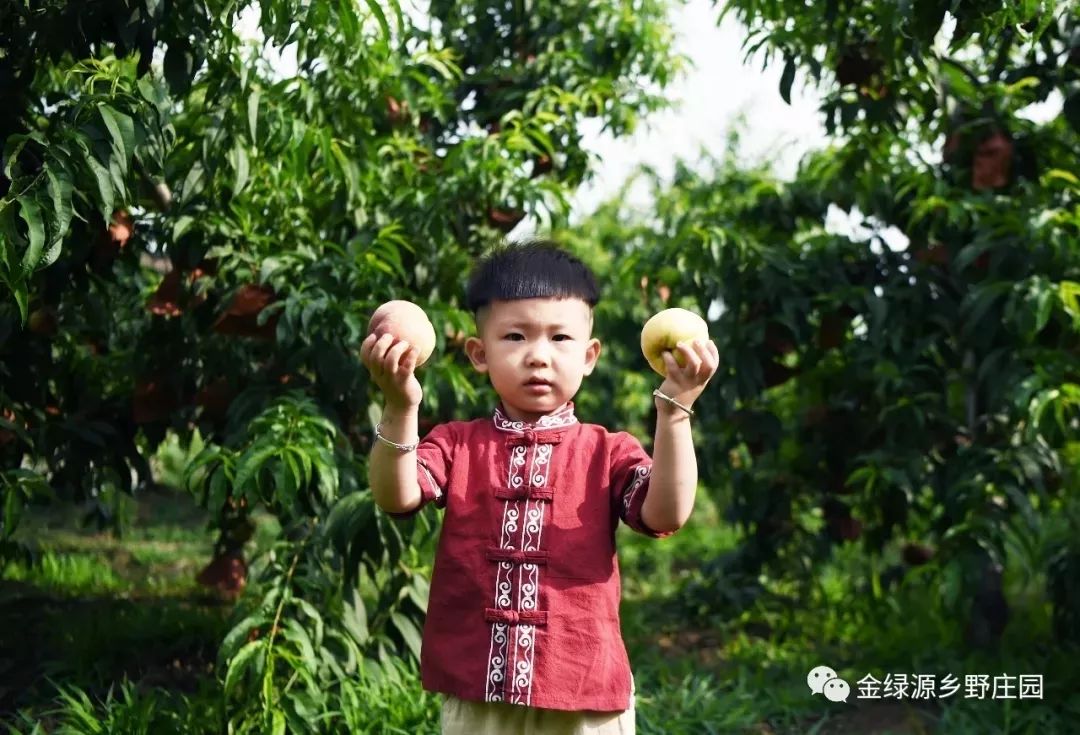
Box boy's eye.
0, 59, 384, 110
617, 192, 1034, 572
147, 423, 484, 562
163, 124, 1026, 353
553, 334, 571, 341
503, 333, 524, 341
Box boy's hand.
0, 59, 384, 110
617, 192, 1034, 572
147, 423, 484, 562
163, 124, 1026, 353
657, 339, 720, 413
360, 333, 423, 410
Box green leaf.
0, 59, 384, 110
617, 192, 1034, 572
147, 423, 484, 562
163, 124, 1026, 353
959, 283, 1008, 340
1060, 281, 1080, 329
172, 215, 195, 241
779, 57, 796, 105
343, 587, 369, 645
296, 598, 324, 648
362, 0, 391, 42
3, 485, 23, 538
390, 611, 422, 661
330, 141, 359, 199
11, 283, 29, 323
208, 469, 228, 513
85, 155, 116, 220
220, 616, 267, 664
1043, 169, 1079, 187
45, 167, 73, 240
912, 0, 946, 43
224, 640, 264, 696
315, 450, 339, 504
954, 239, 996, 272
16, 197, 45, 275
164, 40, 196, 95
407, 572, 430, 612
181, 162, 206, 201
1035, 284, 1053, 333
284, 448, 303, 490
98, 106, 136, 172
232, 145, 250, 195
107, 156, 127, 201
284, 618, 318, 672
338, 0, 359, 43
234, 439, 281, 495
415, 50, 460, 81
2, 135, 29, 179
247, 88, 261, 143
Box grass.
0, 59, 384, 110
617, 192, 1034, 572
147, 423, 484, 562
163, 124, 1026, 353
0, 484, 231, 720
615, 492, 1080, 734
3, 483, 1080, 734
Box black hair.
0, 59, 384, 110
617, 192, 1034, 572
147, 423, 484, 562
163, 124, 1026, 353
464, 239, 600, 314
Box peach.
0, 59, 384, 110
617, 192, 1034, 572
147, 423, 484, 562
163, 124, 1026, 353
368, 299, 437, 367
640, 307, 710, 377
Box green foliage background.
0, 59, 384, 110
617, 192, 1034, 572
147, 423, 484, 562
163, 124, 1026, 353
2, 0, 1080, 731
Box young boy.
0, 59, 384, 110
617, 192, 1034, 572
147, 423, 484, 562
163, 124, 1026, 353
359, 241, 718, 734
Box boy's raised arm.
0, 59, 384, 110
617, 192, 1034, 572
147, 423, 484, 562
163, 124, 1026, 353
360, 332, 425, 514
641, 338, 720, 533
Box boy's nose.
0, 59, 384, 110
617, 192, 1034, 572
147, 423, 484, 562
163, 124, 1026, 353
525, 343, 551, 365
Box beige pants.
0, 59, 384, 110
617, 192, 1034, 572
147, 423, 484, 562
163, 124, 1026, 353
441, 689, 635, 735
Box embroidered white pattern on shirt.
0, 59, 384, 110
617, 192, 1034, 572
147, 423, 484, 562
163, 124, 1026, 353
492, 403, 578, 433
486, 441, 529, 701
417, 461, 443, 501
508, 442, 551, 705
509, 445, 527, 490
485, 623, 508, 702
623, 464, 651, 518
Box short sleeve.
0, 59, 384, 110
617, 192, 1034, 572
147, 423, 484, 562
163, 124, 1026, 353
608, 431, 675, 538
386, 421, 455, 520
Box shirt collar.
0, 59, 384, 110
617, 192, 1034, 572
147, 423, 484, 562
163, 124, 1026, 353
492, 401, 578, 433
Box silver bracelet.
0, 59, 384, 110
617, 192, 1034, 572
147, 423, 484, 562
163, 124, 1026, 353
652, 389, 695, 417
374, 423, 419, 453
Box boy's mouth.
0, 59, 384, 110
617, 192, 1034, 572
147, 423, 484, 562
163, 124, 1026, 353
525, 378, 552, 386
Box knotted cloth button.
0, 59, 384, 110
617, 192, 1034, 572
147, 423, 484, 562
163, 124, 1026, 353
484, 608, 549, 626
523, 429, 536, 443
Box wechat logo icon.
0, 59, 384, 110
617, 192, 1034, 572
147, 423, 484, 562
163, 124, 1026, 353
807, 665, 850, 703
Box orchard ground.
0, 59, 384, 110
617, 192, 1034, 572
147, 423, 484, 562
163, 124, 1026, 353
3, 476, 1078, 733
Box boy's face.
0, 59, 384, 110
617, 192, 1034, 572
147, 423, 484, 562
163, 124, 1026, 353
464, 297, 601, 423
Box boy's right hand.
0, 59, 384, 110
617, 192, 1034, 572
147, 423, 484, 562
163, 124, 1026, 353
360, 333, 423, 409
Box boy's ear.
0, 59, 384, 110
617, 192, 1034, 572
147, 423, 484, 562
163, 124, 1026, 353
464, 336, 488, 373
582, 338, 601, 376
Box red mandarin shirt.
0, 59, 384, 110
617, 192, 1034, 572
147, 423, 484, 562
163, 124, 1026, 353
389, 401, 673, 713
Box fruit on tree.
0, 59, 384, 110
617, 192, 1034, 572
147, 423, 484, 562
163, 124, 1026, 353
972, 130, 1013, 190
638, 276, 671, 305
147, 268, 209, 317
367, 299, 437, 366
531, 154, 553, 178
109, 209, 133, 247
195, 550, 247, 598
835, 45, 881, 87
132, 378, 179, 424
902, 542, 936, 566
27, 307, 57, 336
487, 207, 525, 233
640, 307, 710, 376
195, 378, 236, 422
213, 284, 278, 339
386, 95, 409, 126
764, 321, 796, 356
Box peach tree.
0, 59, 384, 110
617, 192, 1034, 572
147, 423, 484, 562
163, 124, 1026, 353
578, 0, 1080, 650
0, 0, 681, 728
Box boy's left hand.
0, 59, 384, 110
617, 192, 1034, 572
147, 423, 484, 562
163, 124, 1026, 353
657, 339, 720, 412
